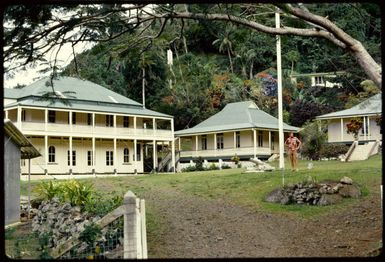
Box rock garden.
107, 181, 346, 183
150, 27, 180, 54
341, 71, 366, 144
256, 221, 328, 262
265, 176, 361, 205
19, 180, 124, 259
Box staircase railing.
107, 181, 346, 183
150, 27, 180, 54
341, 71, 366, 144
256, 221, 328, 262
344, 140, 358, 162
157, 150, 172, 172
367, 140, 380, 157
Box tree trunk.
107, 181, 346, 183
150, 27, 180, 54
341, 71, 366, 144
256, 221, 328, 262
228, 48, 233, 73
350, 42, 382, 88
249, 62, 254, 79
242, 65, 247, 78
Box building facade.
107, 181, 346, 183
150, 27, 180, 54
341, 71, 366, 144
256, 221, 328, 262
290, 71, 345, 88
4, 77, 175, 175
316, 93, 382, 143
175, 101, 299, 169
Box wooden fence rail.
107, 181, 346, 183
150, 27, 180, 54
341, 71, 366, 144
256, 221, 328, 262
49, 191, 147, 259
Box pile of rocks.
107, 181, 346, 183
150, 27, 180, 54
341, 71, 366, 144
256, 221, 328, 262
265, 176, 361, 206
31, 197, 123, 258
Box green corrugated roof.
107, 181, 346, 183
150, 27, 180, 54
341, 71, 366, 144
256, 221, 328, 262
175, 101, 299, 136
4, 88, 22, 99
316, 93, 381, 119
4, 76, 172, 118
8, 76, 143, 106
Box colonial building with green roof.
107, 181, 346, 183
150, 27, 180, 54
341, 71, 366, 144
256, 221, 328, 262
4, 76, 175, 175
175, 101, 299, 169
316, 93, 382, 143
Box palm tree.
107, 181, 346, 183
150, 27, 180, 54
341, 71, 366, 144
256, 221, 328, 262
285, 50, 300, 75
213, 27, 235, 73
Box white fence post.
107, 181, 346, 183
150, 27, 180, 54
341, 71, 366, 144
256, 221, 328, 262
124, 191, 147, 259
140, 199, 148, 259
124, 191, 137, 259
136, 198, 142, 258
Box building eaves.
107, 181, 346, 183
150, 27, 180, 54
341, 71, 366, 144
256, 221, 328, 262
4, 119, 41, 159
317, 93, 381, 120
4, 97, 173, 119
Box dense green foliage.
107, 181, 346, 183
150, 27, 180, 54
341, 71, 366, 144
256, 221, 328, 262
34, 180, 95, 208
319, 143, 350, 159
299, 121, 328, 160
4, 3, 380, 130
58, 3, 380, 130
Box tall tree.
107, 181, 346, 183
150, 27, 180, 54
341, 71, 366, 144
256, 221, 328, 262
3, 3, 381, 88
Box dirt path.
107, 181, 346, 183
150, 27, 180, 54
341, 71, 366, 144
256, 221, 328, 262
142, 188, 382, 258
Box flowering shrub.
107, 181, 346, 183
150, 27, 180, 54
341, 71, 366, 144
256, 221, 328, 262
346, 118, 363, 139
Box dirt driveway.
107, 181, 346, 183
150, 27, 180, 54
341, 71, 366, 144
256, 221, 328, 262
142, 187, 382, 258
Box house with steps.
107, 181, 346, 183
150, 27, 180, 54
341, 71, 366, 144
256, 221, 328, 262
174, 101, 299, 170
317, 93, 381, 161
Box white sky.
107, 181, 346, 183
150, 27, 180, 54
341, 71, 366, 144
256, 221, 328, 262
3, 4, 155, 89
3, 41, 93, 88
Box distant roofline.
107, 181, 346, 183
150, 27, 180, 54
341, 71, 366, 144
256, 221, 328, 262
6, 95, 145, 109
175, 126, 299, 137
290, 71, 346, 78
316, 112, 381, 120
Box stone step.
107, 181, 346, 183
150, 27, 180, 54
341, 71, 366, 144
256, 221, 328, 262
349, 142, 377, 161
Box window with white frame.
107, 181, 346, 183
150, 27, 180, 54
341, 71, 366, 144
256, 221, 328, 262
87, 151, 93, 166
123, 148, 130, 163
106, 115, 113, 127
49, 146, 55, 163
48, 110, 56, 123
314, 76, 324, 85
67, 150, 76, 166
87, 113, 92, 126
136, 144, 141, 161
21, 109, 26, 121
72, 112, 76, 125
123, 116, 129, 128
201, 135, 207, 150
361, 116, 369, 135
106, 151, 114, 166
258, 131, 263, 147
236, 131, 241, 148
217, 133, 224, 149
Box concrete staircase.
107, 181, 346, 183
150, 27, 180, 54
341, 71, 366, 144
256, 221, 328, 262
345, 140, 380, 161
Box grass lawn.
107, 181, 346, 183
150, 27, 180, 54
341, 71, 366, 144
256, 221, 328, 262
21, 154, 382, 219
16, 155, 382, 258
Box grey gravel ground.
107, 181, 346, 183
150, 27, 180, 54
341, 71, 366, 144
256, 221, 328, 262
142, 187, 382, 258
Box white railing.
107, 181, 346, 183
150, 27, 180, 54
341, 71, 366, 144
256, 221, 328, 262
21, 121, 45, 131
344, 140, 358, 162
180, 146, 271, 158
71, 124, 93, 134
19, 121, 172, 139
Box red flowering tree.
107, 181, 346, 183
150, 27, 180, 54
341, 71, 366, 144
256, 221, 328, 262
346, 118, 363, 140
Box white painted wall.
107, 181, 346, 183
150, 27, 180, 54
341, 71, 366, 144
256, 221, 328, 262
21, 136, 145, 174
327, 117, 382, 142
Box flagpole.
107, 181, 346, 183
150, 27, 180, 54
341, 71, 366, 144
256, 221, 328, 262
276, 11, 285, 181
